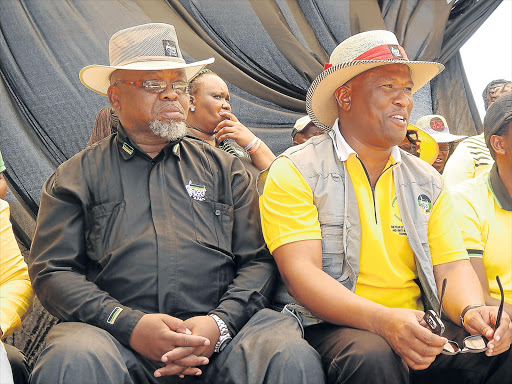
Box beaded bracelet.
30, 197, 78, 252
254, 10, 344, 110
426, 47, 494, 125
244, 137, 259, 151
248, 138, 262, 154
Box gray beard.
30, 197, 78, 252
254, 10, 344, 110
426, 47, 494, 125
149, 119, 187, 141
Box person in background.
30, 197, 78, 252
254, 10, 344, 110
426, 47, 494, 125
449, 92, 512, 318
0, 150, 8, 199
443, 79, 512, 187
87, 107, 119, 146
259, 30, 512, 384
186, 69, 275, 172
415, 115, 467, 174
397, 124, 439, 166
0, 198, 34, 384
28, 23, 322, 384
291, 115, 325, 146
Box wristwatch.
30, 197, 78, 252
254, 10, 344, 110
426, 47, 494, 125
208, 314, 232, 353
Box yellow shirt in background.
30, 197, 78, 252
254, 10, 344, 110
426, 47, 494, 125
0, 199, 34, 339
450, 173, 512, 304
260, 156, 467, 311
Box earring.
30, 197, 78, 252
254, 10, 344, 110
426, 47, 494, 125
190, 106, 196, 112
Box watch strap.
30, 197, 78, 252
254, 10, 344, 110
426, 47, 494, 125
460, 304, 484, 326
208, 314, 232, 353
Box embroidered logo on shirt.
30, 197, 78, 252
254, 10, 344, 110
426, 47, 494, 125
107, 307, 123, 325
417, 194, 432, 214
391, 196, 407, 235
185, 180, 206, 201
122, 142, 134, 155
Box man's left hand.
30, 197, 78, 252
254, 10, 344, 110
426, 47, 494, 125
463, 306, 512, 356
155, 315, 220, 378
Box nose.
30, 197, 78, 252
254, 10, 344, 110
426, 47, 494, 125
222, 100, 231, 112
159, 85, 179, 101
393, 90, 412, 108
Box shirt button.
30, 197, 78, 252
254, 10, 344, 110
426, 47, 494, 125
215, 210, 221, 216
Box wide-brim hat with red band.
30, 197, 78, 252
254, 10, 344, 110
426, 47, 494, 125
80, 23, 214, 96
306, 30, 445, 131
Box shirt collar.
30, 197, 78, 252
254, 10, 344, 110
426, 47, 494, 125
328, 119, 402, 163
116, 124, 182, 161
488, 163, 512, 211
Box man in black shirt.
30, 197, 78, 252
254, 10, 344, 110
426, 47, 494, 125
28, 23, 322, 384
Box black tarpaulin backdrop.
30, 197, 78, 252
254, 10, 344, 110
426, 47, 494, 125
0, 0, 502, 366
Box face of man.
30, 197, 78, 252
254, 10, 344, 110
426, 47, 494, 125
338, 64, 414, 150
433, 142, 452, 173
109, 69, 189, 141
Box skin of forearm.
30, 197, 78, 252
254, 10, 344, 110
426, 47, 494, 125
273, 241, 391, 335
250, 143, 275, 171
433, 260, 485, 324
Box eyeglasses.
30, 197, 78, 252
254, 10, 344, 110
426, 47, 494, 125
113, 80, 190, 94
425, 276, 505, 355
438, 143, 452, 152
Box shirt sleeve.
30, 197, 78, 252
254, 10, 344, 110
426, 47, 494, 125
442, 142, 475, 189
449, 190, 485, 258
0, 200, 34, 338
28, 168, 145, 346
259, 157, 321, 254
428, 189, 469, 266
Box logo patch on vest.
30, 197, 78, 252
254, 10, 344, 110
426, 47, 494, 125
186, 180, 206, 201
417, 194, 432, 214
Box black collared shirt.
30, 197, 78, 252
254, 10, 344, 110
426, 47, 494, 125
489, 163, 512, 211
28, 126, 275, 345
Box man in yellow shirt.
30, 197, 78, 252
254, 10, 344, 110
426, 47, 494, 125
0, 198, 34, 384
259, 30, 512, 383
450, 92, 512, 318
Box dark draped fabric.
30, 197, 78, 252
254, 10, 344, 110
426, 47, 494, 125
0, 0, 502, 365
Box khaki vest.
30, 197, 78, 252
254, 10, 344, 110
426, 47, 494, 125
258, 134, 443, 328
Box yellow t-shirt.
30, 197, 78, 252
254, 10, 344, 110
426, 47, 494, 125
0, 199, 34, 338
450, 173, 512, 304
260, 156, 467, 310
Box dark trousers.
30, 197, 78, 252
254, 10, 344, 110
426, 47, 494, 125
304, 320, 512, 384
4, 343, 30, 384
30, 309, 325, 384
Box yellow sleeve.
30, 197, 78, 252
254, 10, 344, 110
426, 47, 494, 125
428, 190, 469, 266
450, 191, 485, 258
259, 157, 321, 253
0, 200, 34, 338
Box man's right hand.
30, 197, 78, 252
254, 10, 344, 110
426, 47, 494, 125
376, 308, 447, 370
129, 314, 210, 363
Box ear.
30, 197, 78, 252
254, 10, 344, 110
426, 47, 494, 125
189, 95, 196, 109
107, 85, 121, 110
334, 85, 351, 111
490, 135, 505, 156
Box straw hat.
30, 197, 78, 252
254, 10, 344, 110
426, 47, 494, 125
80, 23, 214, 96
306, 30, 445, 131
415, 115, 467, 143
291, 115, 312, 138
407, 124, 439, 165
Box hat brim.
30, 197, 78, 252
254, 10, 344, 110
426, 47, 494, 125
80, 57, 215, 96
411, 124, 439, 165
428, 132, 467, 143
307, 60, 445, 131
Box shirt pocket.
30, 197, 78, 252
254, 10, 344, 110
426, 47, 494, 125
87, 200, 126, 266
191, 200, 234, 253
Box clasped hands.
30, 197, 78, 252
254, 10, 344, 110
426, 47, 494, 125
378, 305, 511, 371
129, 314, 220, 378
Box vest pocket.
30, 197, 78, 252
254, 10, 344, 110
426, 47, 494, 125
320, 217, 345, 280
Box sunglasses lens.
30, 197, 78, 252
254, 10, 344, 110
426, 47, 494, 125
442, 340, 460, 355
464, 335, 487, 351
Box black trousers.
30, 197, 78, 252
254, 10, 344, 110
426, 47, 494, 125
4, 343, 30, 384
304, 320, 512, 384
